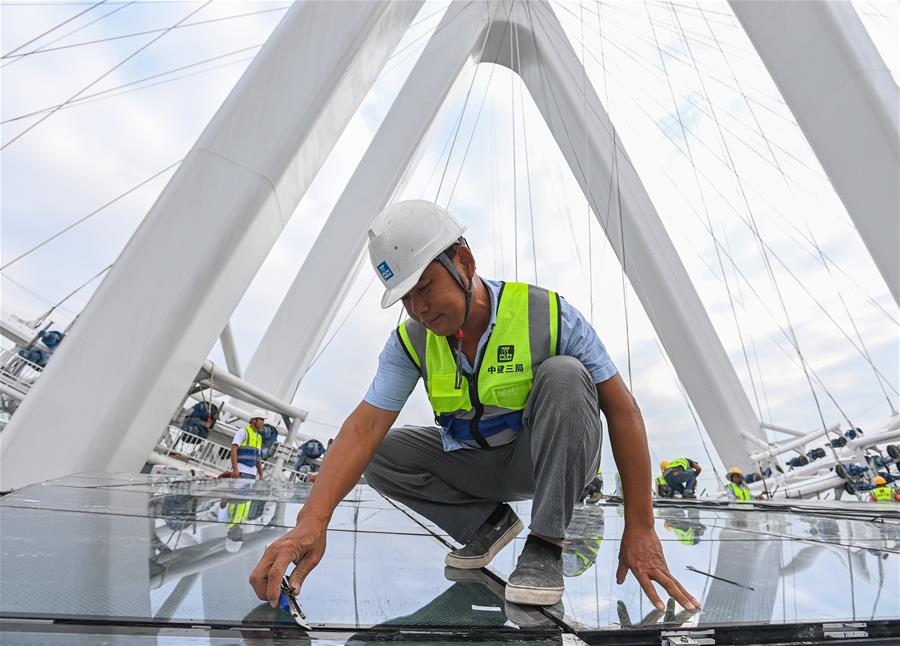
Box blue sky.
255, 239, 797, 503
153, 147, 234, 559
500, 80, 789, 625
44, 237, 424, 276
1, 1, 897, 493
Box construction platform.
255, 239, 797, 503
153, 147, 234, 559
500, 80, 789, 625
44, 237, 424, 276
1, 473, 898, 645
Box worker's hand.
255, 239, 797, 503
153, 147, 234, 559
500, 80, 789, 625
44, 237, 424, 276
249, 519, 327, 607
616, 524, 700, 612
232, 469, 240, 479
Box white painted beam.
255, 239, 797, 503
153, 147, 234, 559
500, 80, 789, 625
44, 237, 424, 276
248, 1, 766, 471
0, 1, 421, 491
731, 0, 900, 305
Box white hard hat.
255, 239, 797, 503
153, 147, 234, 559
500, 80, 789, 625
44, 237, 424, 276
250, 409, 266, 421
367, 200, 466, 308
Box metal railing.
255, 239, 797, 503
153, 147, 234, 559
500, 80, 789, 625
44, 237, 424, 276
0, 347, 44, 396
154, 425, 311, 482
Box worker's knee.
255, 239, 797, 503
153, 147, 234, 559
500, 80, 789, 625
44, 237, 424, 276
534, 355, 592, 392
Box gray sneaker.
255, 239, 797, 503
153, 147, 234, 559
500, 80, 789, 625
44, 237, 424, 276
445, 504, 523, 569
504, 536, 564, 605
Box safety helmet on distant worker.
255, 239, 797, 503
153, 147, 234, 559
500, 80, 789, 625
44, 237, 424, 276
250, 409, 267, 422
874, 475, 887, 486
660, 460, 669, 471
367, 200, 467, 308
727, 466, 743, 482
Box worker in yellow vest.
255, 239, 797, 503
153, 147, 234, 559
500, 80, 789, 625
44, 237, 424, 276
724, 467, 751, 501
661, 457, 701, 498
251, 201, 698, 613
231, 410, 265, 480
656, 460, 672, 498
869, 476, 900, 502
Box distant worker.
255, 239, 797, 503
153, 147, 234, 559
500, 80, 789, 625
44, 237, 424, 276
232, 410, 266, 480
662, 458, 701, 498
869, 476, 900, 502
656, 460, 672, 498
581, 467, 604, 504
724, 467, 751, 501
294, 439, 326, 473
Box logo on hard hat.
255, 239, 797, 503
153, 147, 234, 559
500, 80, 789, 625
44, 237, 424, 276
376, 261, 394, 281
497, 345, 515, 363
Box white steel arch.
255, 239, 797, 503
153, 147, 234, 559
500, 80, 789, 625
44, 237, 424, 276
12, 0, 888, 490
0, 1, 423, 490
245, 1, 768, 472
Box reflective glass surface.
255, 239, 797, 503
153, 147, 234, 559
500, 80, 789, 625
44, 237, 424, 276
2, 473, 898, 639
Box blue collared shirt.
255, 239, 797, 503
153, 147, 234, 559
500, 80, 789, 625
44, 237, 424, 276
363, 278, 618, 451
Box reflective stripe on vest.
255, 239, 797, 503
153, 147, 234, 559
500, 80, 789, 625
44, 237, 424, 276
726, 482, 751, 501
668, 457, 690, 471
871, 486, 895, 501
237, 426, 262, 468
398, 282, 560, 448
656, 474, 667, 486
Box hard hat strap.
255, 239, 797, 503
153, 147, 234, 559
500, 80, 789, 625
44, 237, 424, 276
435, 240, 472, 390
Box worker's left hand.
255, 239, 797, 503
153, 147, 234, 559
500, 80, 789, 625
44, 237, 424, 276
616, 524, 700, 611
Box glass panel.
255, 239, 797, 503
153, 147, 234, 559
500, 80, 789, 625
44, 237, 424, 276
2, 480, 433, 535
487, 505, 900, 629
0, 505, 516, 629
3, 476, 898, 634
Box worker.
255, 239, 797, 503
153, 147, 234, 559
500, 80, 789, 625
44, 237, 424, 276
250, 200, 698, 612
656, 460, 672, 498
581, 467, 604, 504
724, 467, 751, 501
662, 457, 701, 498
294, 438, 326, 473
869, 476, 900, 502
232, 410, 266, 480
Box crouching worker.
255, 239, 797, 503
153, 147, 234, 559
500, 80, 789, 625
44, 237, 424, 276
249, 201, 699, 612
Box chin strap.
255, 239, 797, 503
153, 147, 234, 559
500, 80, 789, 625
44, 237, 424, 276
435, 240, 472, 390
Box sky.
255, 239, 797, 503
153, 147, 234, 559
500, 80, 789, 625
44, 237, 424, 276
1, 0, 898, 494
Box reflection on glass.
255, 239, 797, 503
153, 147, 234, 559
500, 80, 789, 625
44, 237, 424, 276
658, 507, 707, 546
2, 476, 898, 633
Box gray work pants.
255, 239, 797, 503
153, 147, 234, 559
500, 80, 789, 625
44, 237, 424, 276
364, 356, 603, 543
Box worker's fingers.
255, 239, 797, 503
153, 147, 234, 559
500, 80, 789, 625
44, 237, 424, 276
635, 572, 664, 611
650, 569, 698, 611
266, 551, 300, 607
668, 572, 700, 610
288, 550, 320, 596
249, 548, 277, 601
615, 558, 627, 585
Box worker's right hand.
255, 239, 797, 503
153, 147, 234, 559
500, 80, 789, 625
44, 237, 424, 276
231, 469, 240, 479
249, 520, 327, 607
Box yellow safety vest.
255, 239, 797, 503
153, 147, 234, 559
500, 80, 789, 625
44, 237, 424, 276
674, 526, 696, 545
237, 426, 262, 468
398, 282, 559, 448
668, 457, 690, 471
227, 500, 251, 526
656, 473, 668, 486
871, 486, 896, 501
725, 481, 751, 501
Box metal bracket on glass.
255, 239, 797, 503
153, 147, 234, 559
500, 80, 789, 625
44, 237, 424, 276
660, 629, 715, 645
280, 575, 310, 629
822, 622, 868, 639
